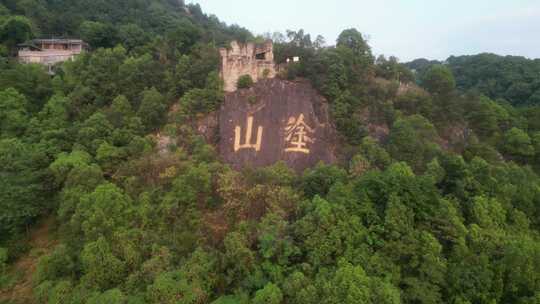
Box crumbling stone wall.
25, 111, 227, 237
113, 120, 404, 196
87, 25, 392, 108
219, 40, 277, 92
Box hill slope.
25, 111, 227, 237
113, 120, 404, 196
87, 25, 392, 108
1, 3, 540, 304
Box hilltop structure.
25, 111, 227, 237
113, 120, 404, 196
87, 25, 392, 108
215, 39, 335, 171
219, 40, 277, 92
18, 39, 89, 72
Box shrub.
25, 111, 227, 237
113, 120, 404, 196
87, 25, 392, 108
253, 283, 283, 304
0, 248, 7, 273
183, 72, 223, 114
302, 162, 348, 198
247, 95, 257, 105
237, 75, 254, 89
34, 245, 75, 284
0, 247, 8, 288
286, 63, 300, 80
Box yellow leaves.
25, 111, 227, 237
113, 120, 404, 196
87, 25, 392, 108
159, 166, 178, 179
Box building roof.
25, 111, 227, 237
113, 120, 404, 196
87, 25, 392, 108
32, 39, 87, 45
18, 38, 89, 51
17, 42, 42, 51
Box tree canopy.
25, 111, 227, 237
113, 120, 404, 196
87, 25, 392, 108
1, 2, 540, 304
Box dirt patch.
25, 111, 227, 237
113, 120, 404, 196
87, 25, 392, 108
437, 123, 474, 152
201, 209, 230, 247
0, 218, 57, 304
195, 112, 219, 145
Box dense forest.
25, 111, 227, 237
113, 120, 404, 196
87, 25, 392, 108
407, 54, 540, 106
1, 1, 540, 303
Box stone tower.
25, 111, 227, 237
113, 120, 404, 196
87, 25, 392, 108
219, 40, 277, 92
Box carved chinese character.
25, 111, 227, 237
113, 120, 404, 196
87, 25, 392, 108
234, 116, 263, 152
284, 114, 314, 154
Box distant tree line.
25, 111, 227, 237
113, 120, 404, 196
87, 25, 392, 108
407, 54, 540, 106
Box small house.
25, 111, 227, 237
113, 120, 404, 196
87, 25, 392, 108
18, 39, 89, 72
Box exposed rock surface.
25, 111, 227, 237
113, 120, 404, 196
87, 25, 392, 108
219, 78, 337, 171
195, 112, 219, 144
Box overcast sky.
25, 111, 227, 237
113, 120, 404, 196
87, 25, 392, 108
186, 0, 540, 62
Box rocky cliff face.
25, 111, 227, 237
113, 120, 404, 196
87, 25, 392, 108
219, 78, 337, 172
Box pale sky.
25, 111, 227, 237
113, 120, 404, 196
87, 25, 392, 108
186, 0, 540, 62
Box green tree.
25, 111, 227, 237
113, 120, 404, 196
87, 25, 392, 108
164, 19, 201, 56
87, 289, 127, 304
34, 244, 75, 284
79, 21, 117, 49
321, 261, 400, 304
108, 95, 134, 128
502, 127, 534, 161
76, 112, 114, 154
0, 16, 33, 54
0, 138, 46, 238
119, 54, 166, 102
81, 237, 127, 290
96, 142, 126, 174
49, 150, 93, 185
118, 23, 150, 52
501, 238, 540, 303
47, 280, 75, 304
421, 65, 456, 95
394, 90, 433, 118
294, 196, 367, 268
237, 74, 254, 89
0, 63, 52, 111
0, 247, 7, 277
64, 45, 127, 110
0, 88, 28, 137
358, 136, 392, 170
137, 88, 167, 132
387, 115, 438, 171
465, 96, 502, 140
35, 94, 70, 131
182, 71, 224, 114
222, 232, 255, 287
336, 28, 372, 59
302, 163, 347, 198
146, 271, 204, 304
72, 183, 133, 242
252, 283, 283, 304
396, 231, 447, 304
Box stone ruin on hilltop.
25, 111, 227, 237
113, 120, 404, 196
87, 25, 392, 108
219, 40, 277, 92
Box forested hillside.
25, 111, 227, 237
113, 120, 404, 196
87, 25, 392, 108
1, 1, 540, 303
408, 54, 540, 106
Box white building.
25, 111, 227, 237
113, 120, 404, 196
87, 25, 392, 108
18, 39, 89, 72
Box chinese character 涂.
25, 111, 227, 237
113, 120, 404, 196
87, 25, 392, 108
234, 116, 263, 152
284, 114, 314, 154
